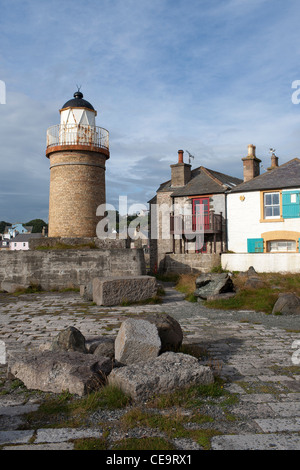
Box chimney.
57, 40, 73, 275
242, 144, 261, 182
170, 150, 191, 187
267, 150, 279, 171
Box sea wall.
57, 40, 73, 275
0, 248, 146, 291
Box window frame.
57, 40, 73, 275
260, 190, 283, 223
267, 240, 297, 253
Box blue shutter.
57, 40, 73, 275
282, 191, 300, 218
247, 238, 264, 253
299, 239, 300, 253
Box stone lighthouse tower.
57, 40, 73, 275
46, 91, 109, 238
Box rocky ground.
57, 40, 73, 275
0, 284, 300, 451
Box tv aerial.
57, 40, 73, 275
186, 150, 195, 165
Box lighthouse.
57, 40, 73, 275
46, 91, 109, 238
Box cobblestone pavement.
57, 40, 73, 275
0, 285, 300, 451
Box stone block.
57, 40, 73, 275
108, 351, 214, 401
92, 275, 157, 306
194, 272, 234, 300
8, 351, 113, 396
115, 318, 161, 364
1, 281, 29, 294
139, 313, 183, 353
51, 326, 87, 354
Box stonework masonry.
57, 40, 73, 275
0, 248, 146, 291
47, 150, 108, 238
163, 253, 221, 274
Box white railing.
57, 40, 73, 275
46, 124, 109, 150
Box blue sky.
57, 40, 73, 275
1, 0, 300, 222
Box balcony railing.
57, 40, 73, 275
46, 124, 109, 151
170, 212, 222, 235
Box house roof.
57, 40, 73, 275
230, 158, 300, 193
11, 233, 42, 243
156, 166, 242, 197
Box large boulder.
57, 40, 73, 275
272, 293, 300, 315
51, 326, 87, 354
90, 337, 115, 360
108, 352, 214, 401
8, 351, 113, 396
115, 318, 161, 365
194, 273, 234, 300
244, 266, 265, 289
92, 276, 158, 306
140, 314, 183, 353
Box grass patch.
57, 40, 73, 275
34, 242, 98, 250
205, 287, 276, 314
22, 385, 131, 429
173, 271, 300, 314
146, 377, 227, 409
174, 274, 199, 302
12, 283, 43, 296
112, 437, 176, 451
73, 437, 108, 450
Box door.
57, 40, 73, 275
192, 197, 210, 253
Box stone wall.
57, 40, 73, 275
163, 253, 221, 274
222, 253, 300, 273
0, 248, 146, 291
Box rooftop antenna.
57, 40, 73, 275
269, 148, 276, 156
76, 84, 82, 92
186, 150, 195, 165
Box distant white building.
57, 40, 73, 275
9, 233, 42, 251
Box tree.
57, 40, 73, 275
0, 221, 11, 233
24, 219, 48, 233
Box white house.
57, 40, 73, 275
9, 233, 42, 251
222, 146, 300, 273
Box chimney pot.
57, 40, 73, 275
248, 144, 256, 157
178, 150, 184, 164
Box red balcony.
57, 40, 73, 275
170, 211, 222, 236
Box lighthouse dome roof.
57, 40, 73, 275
61, 91, 95, 111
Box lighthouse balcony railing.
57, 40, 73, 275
46, 124, 109, 151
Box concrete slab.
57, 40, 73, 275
211, 433, 300, 450
35, 427, 103, 443
0, 430, 34, 445
255, 417, 300, 433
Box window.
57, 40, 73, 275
268, 240, 296, 252
264, 192, 280, 219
